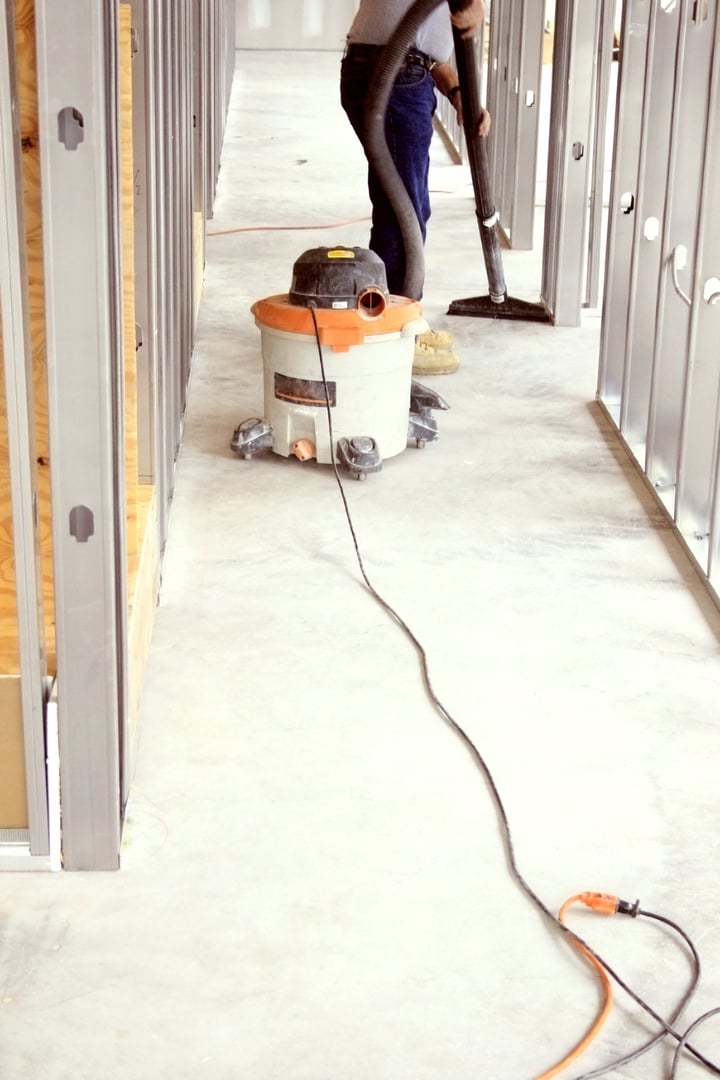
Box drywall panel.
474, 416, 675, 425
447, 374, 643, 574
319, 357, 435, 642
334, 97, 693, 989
236, 0, 358, 50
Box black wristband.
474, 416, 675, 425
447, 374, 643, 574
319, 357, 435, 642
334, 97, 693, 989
447, 85, 461, 103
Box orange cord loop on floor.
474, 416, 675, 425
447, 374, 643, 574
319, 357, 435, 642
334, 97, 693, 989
534, 893, 619, 1080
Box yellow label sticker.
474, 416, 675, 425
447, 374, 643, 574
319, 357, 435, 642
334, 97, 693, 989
327, 248, 355, 259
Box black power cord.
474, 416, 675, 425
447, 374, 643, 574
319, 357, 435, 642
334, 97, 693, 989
307, 305, 720, 1078
572, 909, 702, 1080
672, 1009, 720, 1080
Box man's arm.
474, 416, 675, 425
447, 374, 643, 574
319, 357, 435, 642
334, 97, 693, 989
431, 62, 491, 137
449, 0, 485, 37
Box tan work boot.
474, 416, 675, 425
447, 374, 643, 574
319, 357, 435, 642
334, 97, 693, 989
413, 328, 459, 376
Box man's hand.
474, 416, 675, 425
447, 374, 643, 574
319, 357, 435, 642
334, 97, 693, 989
449, 0, 486, 37
454, 98, 492, 138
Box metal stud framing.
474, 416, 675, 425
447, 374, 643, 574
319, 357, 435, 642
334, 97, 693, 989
584, 0, 617, 310
35, 0, 126, 870
482, 0, 616, 324
0, 0, 236, 872
131, 2, 235, 557
540, 0, 610, 325
205, 0, 236, 219
598, 0, 720, 602
130, 0, 160, 488
486, 0, 545, 250
194, 0, 209, 233
206, 0, 219, 217
0, 0, 50, 864
129, 0, 234, 558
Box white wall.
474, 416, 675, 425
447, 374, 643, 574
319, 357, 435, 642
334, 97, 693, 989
236, 0, 359, 50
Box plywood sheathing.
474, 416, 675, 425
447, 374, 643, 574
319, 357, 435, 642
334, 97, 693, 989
0, 328, 21, 672
0, 0, 55, 677
0, 677, 28, 828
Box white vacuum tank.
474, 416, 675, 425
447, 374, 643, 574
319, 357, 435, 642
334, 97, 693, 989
231, 247, 449, 479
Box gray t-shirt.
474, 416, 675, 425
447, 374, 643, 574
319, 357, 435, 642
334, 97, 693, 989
347, 0, 454, 63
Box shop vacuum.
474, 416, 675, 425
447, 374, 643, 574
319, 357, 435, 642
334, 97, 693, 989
231, 246, 450, 479
232, 0, 544, 478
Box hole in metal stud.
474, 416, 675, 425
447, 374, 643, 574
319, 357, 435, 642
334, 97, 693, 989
58, 106, 85, 150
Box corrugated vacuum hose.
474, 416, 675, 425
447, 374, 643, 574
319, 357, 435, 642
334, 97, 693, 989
364, 0, 470, 300
364, 0, 551, 320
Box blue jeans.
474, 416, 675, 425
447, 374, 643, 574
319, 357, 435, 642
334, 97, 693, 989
340, 46, 436, 296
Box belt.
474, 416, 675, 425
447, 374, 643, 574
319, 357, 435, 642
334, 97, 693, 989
344, 42, 437, 72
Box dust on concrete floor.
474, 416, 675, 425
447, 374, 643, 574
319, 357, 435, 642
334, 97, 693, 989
2, 48, 720, 1080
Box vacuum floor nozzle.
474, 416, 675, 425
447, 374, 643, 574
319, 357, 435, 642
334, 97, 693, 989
448, 293, 552, 322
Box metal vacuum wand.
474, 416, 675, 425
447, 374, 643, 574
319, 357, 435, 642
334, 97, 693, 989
451, 27, 506, 304
448, 25, 551, 322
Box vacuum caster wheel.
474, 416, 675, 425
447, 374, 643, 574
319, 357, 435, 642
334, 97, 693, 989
336, 436, 382, 479
231, 417, 273, 458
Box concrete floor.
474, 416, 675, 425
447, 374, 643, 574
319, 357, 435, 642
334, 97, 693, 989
3, 50, 720, 1080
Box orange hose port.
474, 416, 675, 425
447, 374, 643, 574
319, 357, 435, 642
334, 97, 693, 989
534, 894, 615, 1080
357, 286, 387, 319
292, 439, 316, 461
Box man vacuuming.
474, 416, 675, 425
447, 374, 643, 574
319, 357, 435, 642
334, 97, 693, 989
340, 0, 490, 376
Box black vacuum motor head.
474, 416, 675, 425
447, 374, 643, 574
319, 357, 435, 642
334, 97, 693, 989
289, 246, 389, 311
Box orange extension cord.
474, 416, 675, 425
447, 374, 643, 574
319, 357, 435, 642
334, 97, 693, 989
535, 892, 620, 1080
206, 215, 372, 237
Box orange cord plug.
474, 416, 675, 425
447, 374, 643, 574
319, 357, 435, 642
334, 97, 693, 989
578, 891, 620, 916
579, 892, 641, 917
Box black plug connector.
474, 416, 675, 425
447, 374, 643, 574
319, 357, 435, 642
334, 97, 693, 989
616, 898, 641, 917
